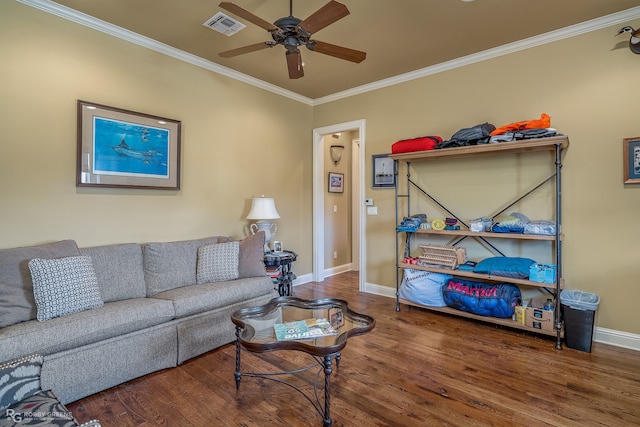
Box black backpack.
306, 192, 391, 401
435, 122, 496, 149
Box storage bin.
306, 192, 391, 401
529, 263, 556, 284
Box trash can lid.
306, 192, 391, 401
560, 290, 599, 311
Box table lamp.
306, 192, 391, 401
247, 196, 280, 252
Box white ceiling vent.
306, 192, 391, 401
203, 12, 246, 36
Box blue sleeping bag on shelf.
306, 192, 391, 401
442, 278, 521, 318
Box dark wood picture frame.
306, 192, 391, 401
623, 136, 640, 184
77, 100, 181, 190
372, 153, 396, 188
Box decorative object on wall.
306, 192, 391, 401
247, 196, 280, 252
616, 25, 640, 54
328, 172, 344, 193
623, 136, 640, 184
330, 144, 344, 165
372, 154, 396, 188
218, 0, 366, 79
76, 100, 181, 190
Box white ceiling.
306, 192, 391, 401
24, 0, 640, 100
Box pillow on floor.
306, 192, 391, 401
196, 241, 240, 283
0, 354, 43, 410
1, 389, 81, 426
28, 256, 104, 321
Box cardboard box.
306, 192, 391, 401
514, 306, 526, 325
525, 307, 554, 332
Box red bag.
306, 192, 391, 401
392, 136, 443, 154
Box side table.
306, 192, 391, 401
264, 250, 297, 296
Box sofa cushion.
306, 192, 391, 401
196, 241, 240, 284
80, 243, 146, 302
0, 354, 43, 410
0, 240, 80, 328
142, 236, 228, 296
151, 276, 276, 318
29, 256, 104, 322
0, 299, 175, 363
238, 232, 267, 279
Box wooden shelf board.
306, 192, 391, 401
398, 262, 563, 289
398, 298, 562, 338
389, 135, 569, 161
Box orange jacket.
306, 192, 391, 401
490, 113, 551, 136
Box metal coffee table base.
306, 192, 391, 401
235, 329, 340, 427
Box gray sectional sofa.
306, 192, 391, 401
0, 233, 278, 404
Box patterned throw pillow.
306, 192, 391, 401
1, 389, 91, 426
196, 241, 240, 284
0, 354, 43, 410
28, 256, 104, 322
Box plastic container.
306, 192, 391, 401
560, 290, 600, 352
560, 290, 600, 311
529, 263, 556, 284
543, 298, 555, 311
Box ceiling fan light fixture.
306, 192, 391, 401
217, 1, 366, 79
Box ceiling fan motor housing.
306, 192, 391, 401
272, 16, 309, 49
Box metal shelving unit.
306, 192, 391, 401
391, 136, 569, 349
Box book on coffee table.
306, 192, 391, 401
274, 318, 338, 341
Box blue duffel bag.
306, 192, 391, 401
442, 278, 521, 318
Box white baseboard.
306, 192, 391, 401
294, 277, 640, 352
594, 327, 640, 351
324, 263, 353, 278
292, 264, 352, 287
362, 282, 640, 352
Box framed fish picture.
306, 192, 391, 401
77, 100, 181, 189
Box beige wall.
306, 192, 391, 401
314, 22, 640, 335
3, 1, 640, 336
323, 133, 352, 268
0, 2, 314, 272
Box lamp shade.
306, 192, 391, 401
246, 197, 280, 220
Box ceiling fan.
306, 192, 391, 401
218, 0, 366, 79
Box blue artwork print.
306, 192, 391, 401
93, 117, 169, 178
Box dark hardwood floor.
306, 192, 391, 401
68, 271, 640, 426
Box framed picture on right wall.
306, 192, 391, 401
372, 154, 396, 188
623, 136, 640, 184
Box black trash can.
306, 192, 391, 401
560, 290, 600, 352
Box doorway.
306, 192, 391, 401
312, 120, 366, 292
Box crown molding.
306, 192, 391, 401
312, 6, 640, 105
16, 0, 314, 106
17, 1, 640, 106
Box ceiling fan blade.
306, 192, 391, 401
296, 0, 349, 36
286, 50, 304, 79
307, 40, 366, 63
219, 42, 271, 58
219, 2, 280, 32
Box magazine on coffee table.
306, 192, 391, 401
274, 318, 339, 341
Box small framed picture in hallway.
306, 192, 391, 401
328, 172, 344, 193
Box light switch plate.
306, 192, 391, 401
367, 206, 378, 215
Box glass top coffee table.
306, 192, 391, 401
231, 296, 375, 427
